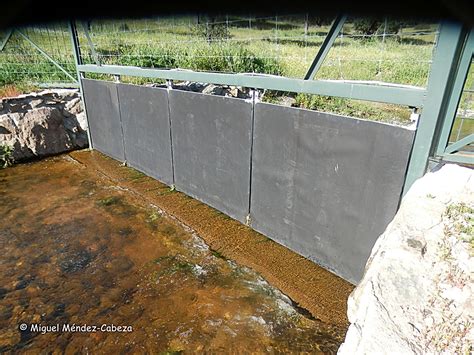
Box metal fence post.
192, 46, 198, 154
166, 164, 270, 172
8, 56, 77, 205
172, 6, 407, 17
80, 21, 101, 66
434, 29, 474, 157
16, 29, 77, 82
304, 14, 347, 80
402, 22, 466, 195
68, 20, 93, 150
0, 29, 13, 51
246, 88, 259, 226
165, 79, 176, 190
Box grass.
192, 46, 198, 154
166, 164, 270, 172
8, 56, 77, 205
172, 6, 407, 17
74, 18, 437, 86
444, 202, 474, 255
97, 196, 121, 206
96, 41, 283, 76
449, 119, 474, 143
294, 93, 412, 124
126, 168, 147, 180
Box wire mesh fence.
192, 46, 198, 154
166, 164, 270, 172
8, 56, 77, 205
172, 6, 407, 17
0, 15, 439, 89
75, 15, 438, 87
0, 23, 76, 87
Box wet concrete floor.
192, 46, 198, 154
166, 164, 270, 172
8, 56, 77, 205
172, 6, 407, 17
0, 154, 348, 353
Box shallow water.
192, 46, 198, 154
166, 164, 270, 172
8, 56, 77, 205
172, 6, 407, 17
0, 155, 344, 353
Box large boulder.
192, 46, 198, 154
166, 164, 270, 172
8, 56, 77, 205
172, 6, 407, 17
339, 164, 473, 354
0, 89, 88, 161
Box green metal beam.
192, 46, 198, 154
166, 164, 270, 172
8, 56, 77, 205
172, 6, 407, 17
439, 152, 474, 165
435, 29, 474, 156
81, 21, 101, 66
16, 29, 77, 82
403, 22, 467, 195
0, 29, 12, 51
444, 133, 474, 154
69, 21, 93, 149
78, 64, 426, 107
304, 14, 347, 80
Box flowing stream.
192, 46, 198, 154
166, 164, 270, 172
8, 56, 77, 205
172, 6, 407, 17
0, 154, 345, 353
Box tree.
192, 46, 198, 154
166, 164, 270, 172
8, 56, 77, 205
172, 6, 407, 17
353, 18, 381, 37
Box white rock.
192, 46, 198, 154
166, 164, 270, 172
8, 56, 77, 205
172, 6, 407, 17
339, 164, 474, 355
0, 90, 88, 160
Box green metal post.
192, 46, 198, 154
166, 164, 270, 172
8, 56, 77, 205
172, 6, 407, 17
434, 29, 474, 156
439, 153, 474, 164
81, 21, 101, 66
304, 14, 347, 80
444, 133, 474, 154
402, 22, 467, 195
78, 64, 425, 107
0, 29, 12, 51
68, 21, 93, 149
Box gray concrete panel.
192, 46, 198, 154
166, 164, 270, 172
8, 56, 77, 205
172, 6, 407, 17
81, 79, 125, 161
117, 83, 173, 185
250, 102, 415, 283
169, 90, 253, 223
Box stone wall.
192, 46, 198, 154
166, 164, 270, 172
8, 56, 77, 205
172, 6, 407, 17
0, 89, 88, 162
339, 164, 473, 354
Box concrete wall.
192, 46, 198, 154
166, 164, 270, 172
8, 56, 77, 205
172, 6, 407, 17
82, 79, 415, 284
250, 102, 415, 282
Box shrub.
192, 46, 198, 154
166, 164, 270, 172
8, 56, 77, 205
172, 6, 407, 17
192, 22, 230, 43
98, 42, 283, 75
353, 18, 404, 40
353, 18, 381, 36
118, 23, 130, 32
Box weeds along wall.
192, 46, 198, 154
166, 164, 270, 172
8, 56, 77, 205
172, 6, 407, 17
81, 78, 415, 284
